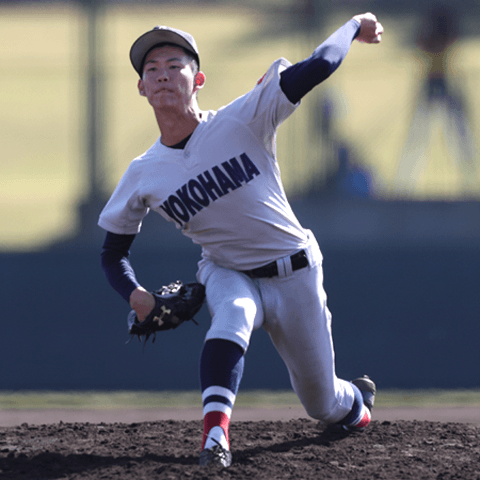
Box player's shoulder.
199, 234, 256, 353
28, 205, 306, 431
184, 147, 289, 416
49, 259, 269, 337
239, 57, 293, 100
133, 138, 167, 162
256, 58, 292, 85
123, 139, 163, 174
217, 58, 293, 112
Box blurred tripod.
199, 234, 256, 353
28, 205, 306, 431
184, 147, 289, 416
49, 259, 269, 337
394, 3, 478, 197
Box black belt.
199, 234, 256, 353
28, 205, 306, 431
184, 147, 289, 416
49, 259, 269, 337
241, 250, 308, 278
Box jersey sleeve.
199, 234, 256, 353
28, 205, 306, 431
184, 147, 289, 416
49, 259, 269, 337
98, 159, 149, 235
221, 59, 298, 155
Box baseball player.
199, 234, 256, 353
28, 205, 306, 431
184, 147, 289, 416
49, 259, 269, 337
99, 12, 383, 468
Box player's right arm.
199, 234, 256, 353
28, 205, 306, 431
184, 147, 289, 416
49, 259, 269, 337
101, 231, 154, 321
279, 13, 383, 104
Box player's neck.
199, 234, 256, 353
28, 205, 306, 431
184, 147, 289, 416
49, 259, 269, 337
155, 105, 202, 147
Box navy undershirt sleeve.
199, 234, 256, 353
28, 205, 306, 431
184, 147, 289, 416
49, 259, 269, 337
101, 231, 140, 304
280, 19, 361, 104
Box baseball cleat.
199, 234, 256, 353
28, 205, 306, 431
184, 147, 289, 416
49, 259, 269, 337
340, 375, 376, 432
199, 438, 232, 468
351, 375, 376, 412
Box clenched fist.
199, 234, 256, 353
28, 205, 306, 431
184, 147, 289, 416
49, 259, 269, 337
352, 13, 384, 44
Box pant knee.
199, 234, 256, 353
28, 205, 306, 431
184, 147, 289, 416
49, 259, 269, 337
206, 298, 260, 351
301, 390, 352, 424
305, 405, 341, 424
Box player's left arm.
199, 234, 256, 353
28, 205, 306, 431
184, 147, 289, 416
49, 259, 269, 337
101, 231, 156, 321
280, 13, 383, 104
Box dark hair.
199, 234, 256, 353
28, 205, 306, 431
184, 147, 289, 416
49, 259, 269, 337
140, 42, 199, 75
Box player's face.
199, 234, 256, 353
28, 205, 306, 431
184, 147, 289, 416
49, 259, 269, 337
138, 45, 202, 113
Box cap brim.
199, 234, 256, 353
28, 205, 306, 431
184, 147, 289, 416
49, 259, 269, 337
130, 29, 199, 76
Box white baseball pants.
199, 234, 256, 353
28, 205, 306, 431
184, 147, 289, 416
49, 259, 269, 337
196, 233, 355, 424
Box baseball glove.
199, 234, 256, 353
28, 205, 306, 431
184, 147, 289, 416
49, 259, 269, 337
127, 280, 206, 344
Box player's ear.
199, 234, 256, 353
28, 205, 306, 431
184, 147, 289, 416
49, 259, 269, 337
138, 78, 146, 97
194, 71, 205, 91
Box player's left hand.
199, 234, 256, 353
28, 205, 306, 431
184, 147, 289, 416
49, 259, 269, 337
127, 280, 206, 344
352, 13, 383, 44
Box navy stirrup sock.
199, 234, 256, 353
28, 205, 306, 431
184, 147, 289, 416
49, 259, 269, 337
200, 339, 244, 449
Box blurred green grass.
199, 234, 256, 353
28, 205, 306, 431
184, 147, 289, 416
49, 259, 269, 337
2, 4, 480, 250
1, 389, 480, 410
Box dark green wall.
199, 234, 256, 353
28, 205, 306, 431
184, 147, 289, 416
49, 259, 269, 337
2, 235, 479, 391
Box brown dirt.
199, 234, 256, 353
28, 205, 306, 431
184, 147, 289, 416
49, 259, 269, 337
0, 408, 479, 479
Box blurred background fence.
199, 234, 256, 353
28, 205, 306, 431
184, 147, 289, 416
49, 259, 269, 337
1, 0, 480, 391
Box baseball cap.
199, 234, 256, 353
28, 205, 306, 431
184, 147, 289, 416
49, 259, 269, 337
129, 26, 200, 76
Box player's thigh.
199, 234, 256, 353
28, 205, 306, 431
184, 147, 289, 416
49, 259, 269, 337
197, 260, 264, 351
262, 264, 352, 419
264, 264, 334, 378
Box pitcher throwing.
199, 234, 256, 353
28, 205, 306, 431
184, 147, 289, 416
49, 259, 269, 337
99, 12, 383, 468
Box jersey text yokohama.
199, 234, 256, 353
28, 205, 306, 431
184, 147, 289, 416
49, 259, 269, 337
98, 59, 309, 270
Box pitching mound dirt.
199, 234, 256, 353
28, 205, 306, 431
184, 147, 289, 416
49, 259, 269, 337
1, 414, 479, 479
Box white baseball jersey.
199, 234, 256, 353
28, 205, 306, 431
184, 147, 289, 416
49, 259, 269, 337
98, 58, 312, 271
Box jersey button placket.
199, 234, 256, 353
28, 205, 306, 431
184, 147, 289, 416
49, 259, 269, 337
183, 149, 199, 169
